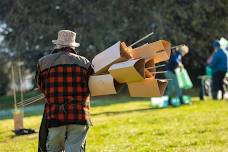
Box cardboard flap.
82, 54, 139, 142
144, 69, 154, 78
92, 41, 132, 74
145, 58, 155, 67
154, 40, 171, 63
145, 58, 156, 73
131, 43, 154, 59
134, 59, 145, 79
92, 41, 121, 64
89, 74, 119, 96
144, 58, 156, 78
120, 42, 133, 58
130, 40, 171, 63
108, 58, 145, 83
162, 40, 171, 54
127, 78, 167, 97
92, 41, 121, 74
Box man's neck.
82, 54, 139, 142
52, 47, 77, 54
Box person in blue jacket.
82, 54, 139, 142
165, 45, 189, 105
209, 40, 228, 99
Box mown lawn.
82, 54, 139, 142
0, 98, 228, 152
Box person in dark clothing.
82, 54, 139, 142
165, 45, 189, 105
38, 111, 48, 152
208, 40, 228, 99
36, 30, 93, 152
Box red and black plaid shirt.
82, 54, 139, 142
36, 48, 93, 128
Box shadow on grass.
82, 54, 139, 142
1, 86, 150, 109
91, 107, 162, 117
0, 95, 151, 120
91, 95, 150, 107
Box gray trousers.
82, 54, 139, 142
46, 125, 88, 152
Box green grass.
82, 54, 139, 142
0, 87, 200, 110
0, 98, 228, 152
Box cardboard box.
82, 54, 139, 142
13, 111, 23, 130
127, 78, 168, 97
145, 58, 155, 68
92, 41, 132, 74
145, 58, 156, 78
108, 58, 145, 83
130, 40, 171, 63
145, 69, 154, 78
88, 74, 122, 96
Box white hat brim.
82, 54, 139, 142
52, 40, 80, 47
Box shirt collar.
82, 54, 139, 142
52, 47, 77, 54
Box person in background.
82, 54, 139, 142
165, 45, 189, 105
208, 40, 228, 99
36, 30, 93, 152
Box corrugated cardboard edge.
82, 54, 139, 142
92, 41, 132, 74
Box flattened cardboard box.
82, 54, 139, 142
92, 41, 132, 74
108, 58, 145, 83
89, 74, 122, 96
127, 78, 168, 97
131, 40, 171, 63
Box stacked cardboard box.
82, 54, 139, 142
89, 40, 171, 97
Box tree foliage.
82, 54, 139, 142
0, 0, 227, 80
0, 52, 10, 95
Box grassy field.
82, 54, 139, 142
0, 97, 228, 152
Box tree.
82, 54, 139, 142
0, 52, 10, 95
0, 0, 227, 85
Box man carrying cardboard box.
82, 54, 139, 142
36, 30, 93, 152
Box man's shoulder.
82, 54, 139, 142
38, 52, 91, 70
69, 53, 90, 64
38, 53, 54, 64
68, 53, 91, 68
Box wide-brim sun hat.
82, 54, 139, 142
52, 30, 80, 47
